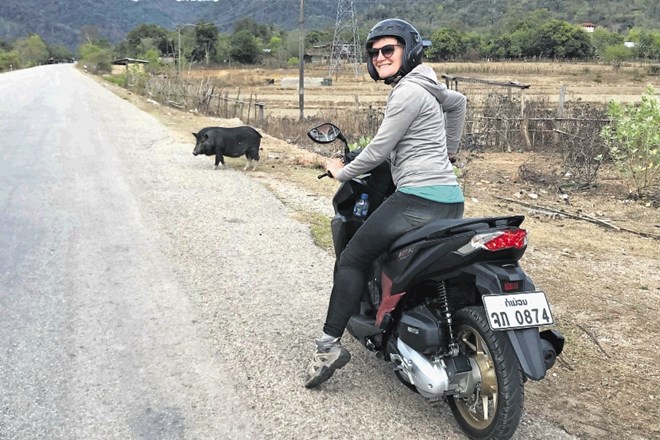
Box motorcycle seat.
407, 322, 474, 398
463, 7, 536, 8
389, 215, 525, 252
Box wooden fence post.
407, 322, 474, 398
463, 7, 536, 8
233, 88, 241, 118
555, 85, 567, 145
520, 89, 531, 150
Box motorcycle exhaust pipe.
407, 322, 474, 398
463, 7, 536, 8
540, 329, 565, 370
541, 339, 557, 370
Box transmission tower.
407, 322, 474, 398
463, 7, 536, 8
328, 0, 362, 78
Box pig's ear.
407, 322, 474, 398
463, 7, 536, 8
192, 132, 198, 139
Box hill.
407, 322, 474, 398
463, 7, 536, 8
1, 0, 659, 51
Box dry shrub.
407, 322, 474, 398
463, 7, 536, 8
554, 102, 610, 187
262, 106, 383, 158
184, 68, 270, 87
434, 61, 638, 77
517, 155, 562, 186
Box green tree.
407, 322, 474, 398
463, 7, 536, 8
0, 39, 13, 52
265, 36, 287, 64
591, 28, 624, 58
535, 20, 594, 59
213, 34, 232, 64
233, 18, 273, 42
48, 45, 73, 61
78, 42, 112, 73
230, 30, 259, 64
0, 49, 20, 71
501, 8, 553, 34
126, 24, 170, 56
429, 28, 466, 60
627, 29, 660, 60
602, 44, 633, 63
601, 85, 660, 198
484, 9, 552, 59
171, 26, 196, 68
192, 21, 219, 65
305, 30, 329, 47
14, 34, 49, 67
139, 48, 162, 73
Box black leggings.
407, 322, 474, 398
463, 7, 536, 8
323, 191, 464, 337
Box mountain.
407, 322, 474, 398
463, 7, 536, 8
1, 0, 658, 51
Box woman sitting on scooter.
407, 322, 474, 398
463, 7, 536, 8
304, 18, 468, 388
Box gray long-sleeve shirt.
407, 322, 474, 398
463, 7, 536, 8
335, 65, 467, 188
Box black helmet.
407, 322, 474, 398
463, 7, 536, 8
365, 19, 423, 82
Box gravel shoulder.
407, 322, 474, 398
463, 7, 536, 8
99, 76, 658, 440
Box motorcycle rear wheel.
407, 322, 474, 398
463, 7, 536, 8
447, 306, 524, 440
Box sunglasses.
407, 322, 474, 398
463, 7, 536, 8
366, 44, 403, 60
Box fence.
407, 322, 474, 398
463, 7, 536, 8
133, 73, 267, 126
127, 69, 611, 155
196, 88, 266, 125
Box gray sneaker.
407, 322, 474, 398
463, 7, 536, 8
303, 338, 351, 388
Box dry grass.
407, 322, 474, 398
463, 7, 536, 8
170, 61, 658, 123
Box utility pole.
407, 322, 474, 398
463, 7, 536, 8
176, 23, 196, 75
177, 28, 182, 75
298, 0, 305, 121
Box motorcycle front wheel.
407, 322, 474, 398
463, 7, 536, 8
447, 306, 524, 440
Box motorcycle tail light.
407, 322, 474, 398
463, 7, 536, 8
457, 229, 527, 255
483, 229, 527, 251
503, 281, 520, 291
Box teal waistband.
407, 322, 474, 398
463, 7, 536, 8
398, 185, 465, 203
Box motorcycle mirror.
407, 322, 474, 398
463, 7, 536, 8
307, 123, 345, 144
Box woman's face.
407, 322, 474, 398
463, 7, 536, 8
369, 37, 403, 79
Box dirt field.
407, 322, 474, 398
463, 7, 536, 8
183, 61, 657, 119
100, 63, 659, 439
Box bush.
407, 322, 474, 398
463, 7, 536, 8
348, 136, 372, 151
601, 85, 660, 198
78, 43, 113, 73
0, 49, 19, 71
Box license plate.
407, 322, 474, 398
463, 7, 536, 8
482, 291, 554, 330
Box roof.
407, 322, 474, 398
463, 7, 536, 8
112, 58, 149, 65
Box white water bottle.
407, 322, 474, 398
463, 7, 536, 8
353, 193, 369, 218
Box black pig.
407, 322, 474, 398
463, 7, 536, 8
192, 126, 262, 170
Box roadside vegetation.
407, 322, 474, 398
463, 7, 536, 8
2, 11, 660, 73
1, 12, 658, 200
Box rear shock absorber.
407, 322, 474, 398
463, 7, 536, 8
437, 281, 459, 356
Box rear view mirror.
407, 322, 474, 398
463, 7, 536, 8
307, 123, 342, 144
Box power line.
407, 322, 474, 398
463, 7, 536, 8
212, 0, 292, 28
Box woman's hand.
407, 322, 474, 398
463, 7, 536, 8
325, 158, 344, 179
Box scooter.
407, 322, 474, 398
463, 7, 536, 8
309, 122, 564, 440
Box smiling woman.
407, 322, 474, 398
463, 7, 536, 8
304, 18, 469, 391
368, 37, 404, 82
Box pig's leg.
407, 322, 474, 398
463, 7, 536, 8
215, 154, 225, 169
244, 158, 252, 171
246, 148, 259, 171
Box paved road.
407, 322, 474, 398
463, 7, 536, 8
0, 64, 576, 440
0, 65, 256, 439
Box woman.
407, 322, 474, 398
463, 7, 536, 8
304, 19, 467, 388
